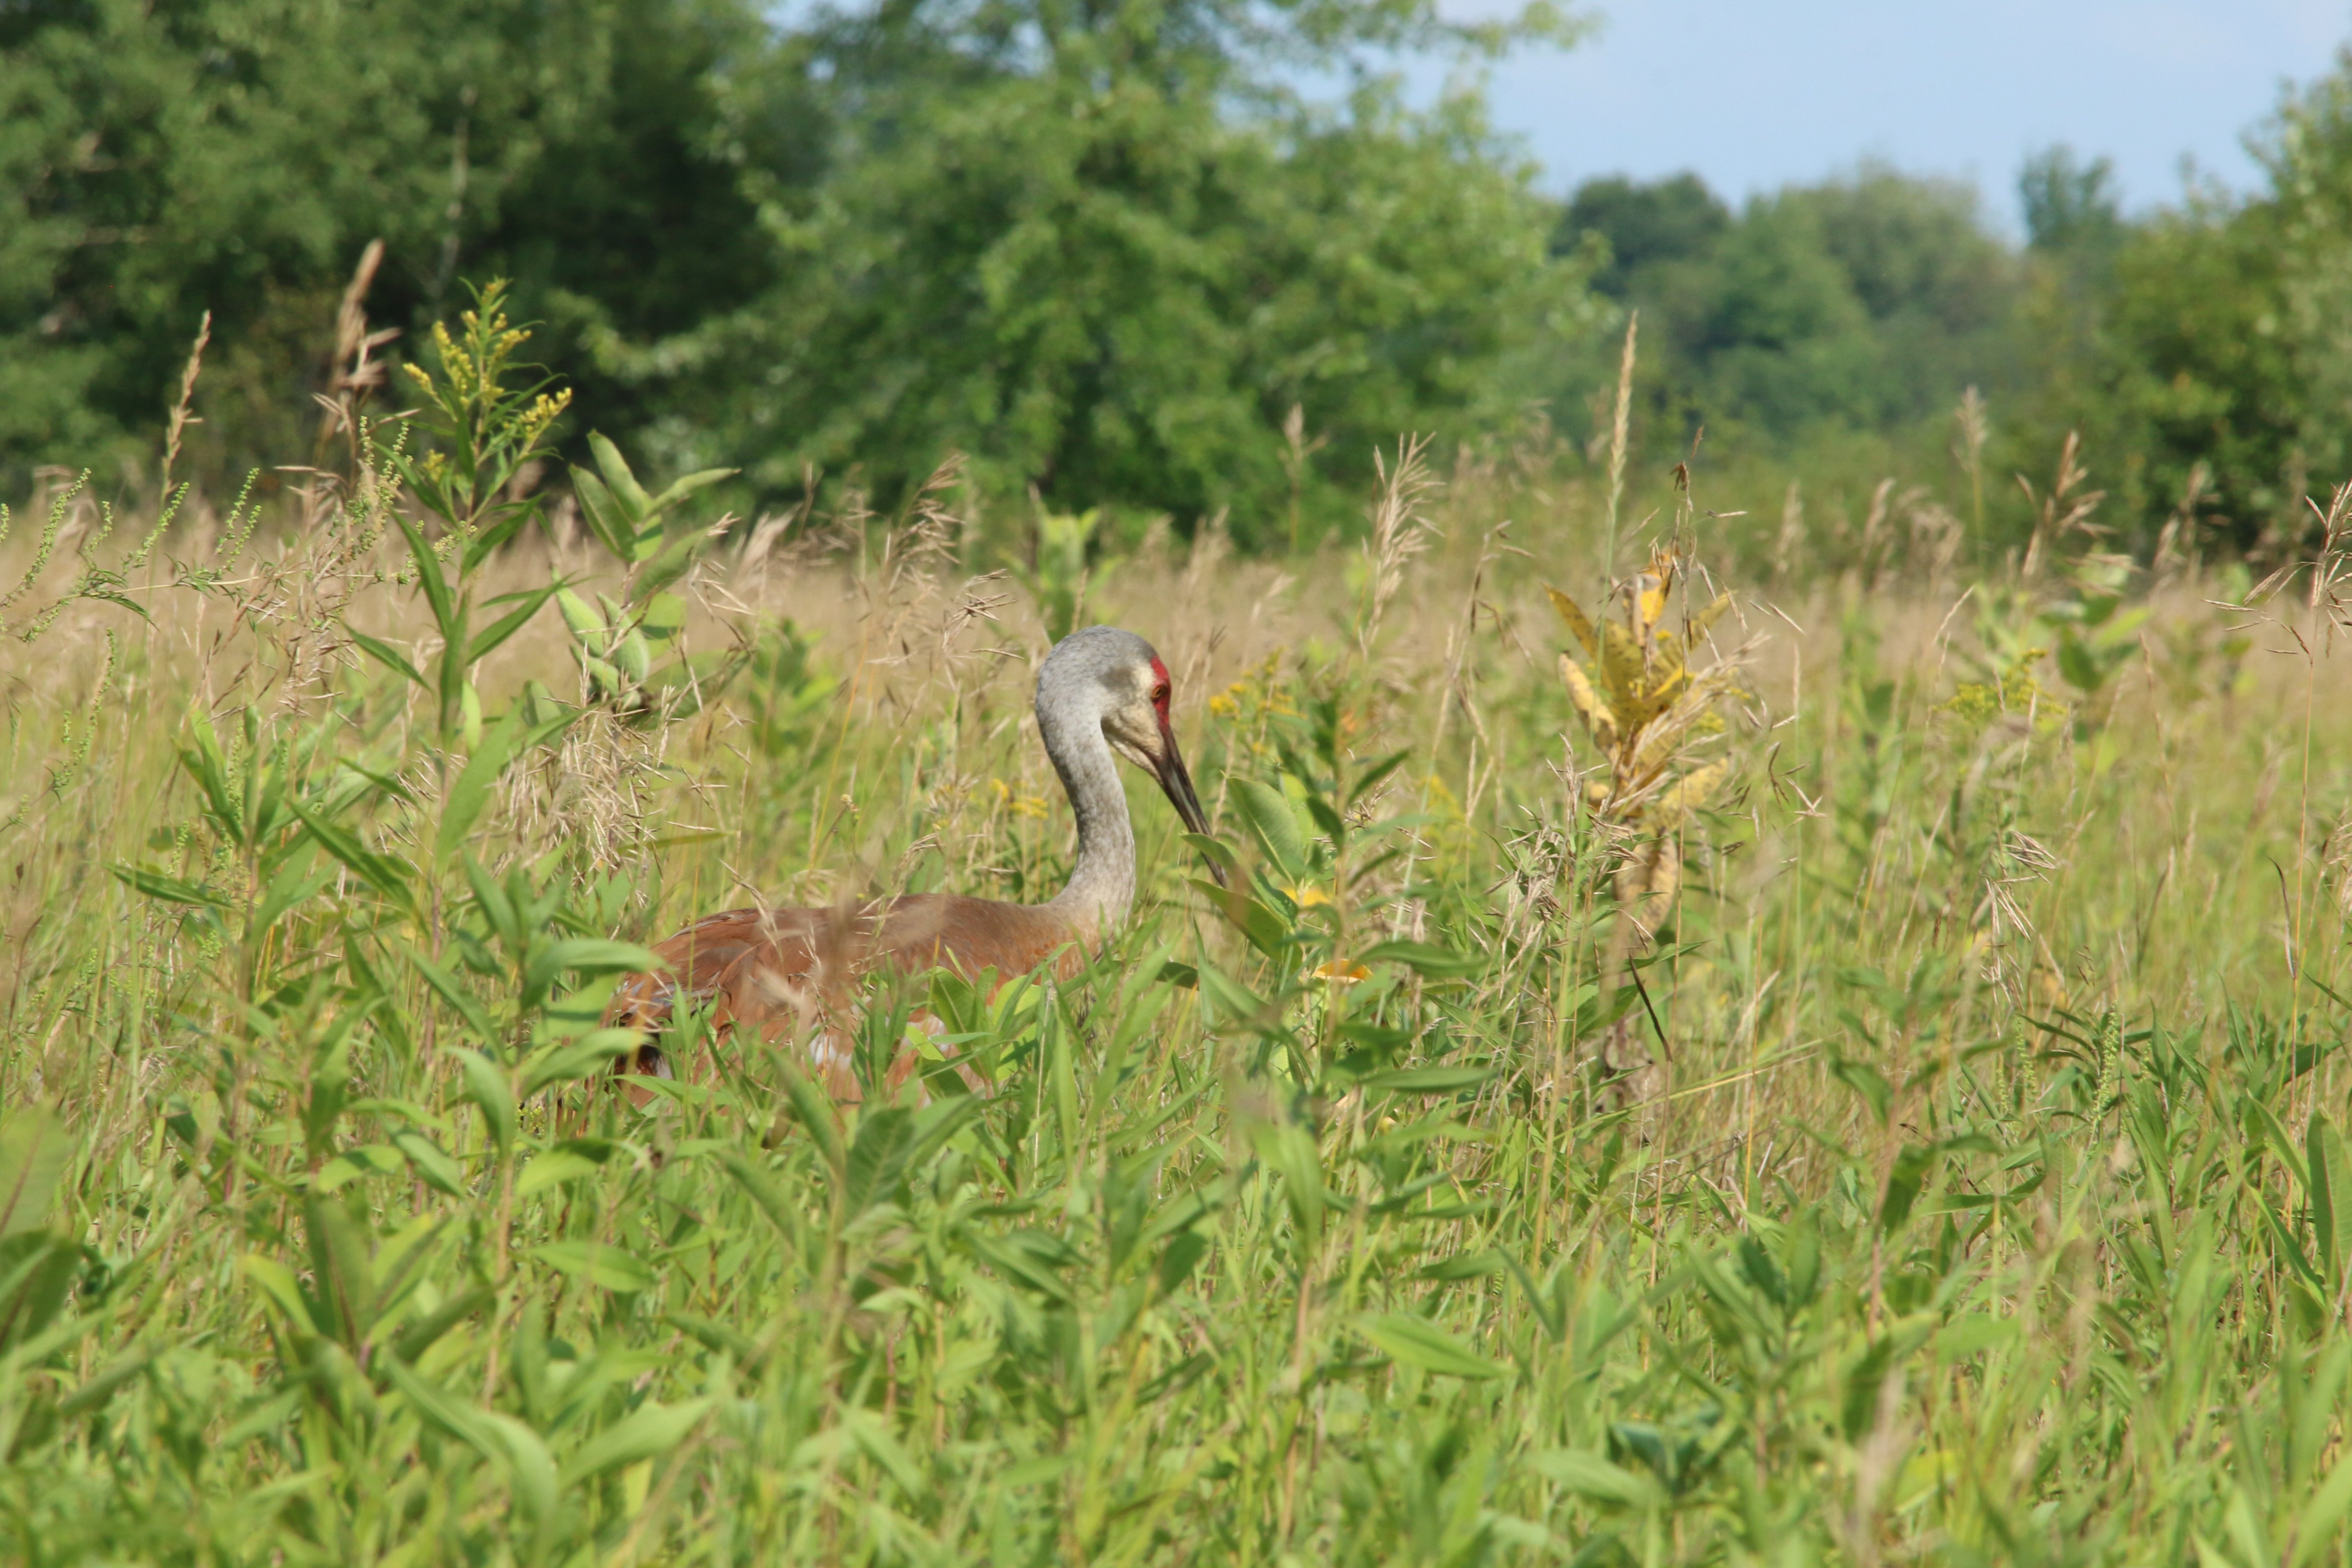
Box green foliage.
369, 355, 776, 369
0, 0, 789, 488
5, 330, 2352, 1560
1558, 164, 2021, 449
555, 432, 741, 720
1014, 508, 1106, 646
2019, 58, 2352, 553
706, 57, 1582, 539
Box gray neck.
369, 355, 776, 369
1036, 680, 1133, 940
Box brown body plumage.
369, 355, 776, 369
608, 626, 1217, 1100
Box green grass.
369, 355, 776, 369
3, 314, 2352, 1566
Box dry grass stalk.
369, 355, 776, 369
2150, 460, 2212, 581
2018, 430, 2106, 579
163, 310, 211, 490
1953, 384, 1988, 547
1601, 310, 1638, 579
1358, 435, 1438, 657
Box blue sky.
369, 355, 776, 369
1443, 0, 2350, 224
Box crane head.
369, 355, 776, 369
1076, 633, 1226, 888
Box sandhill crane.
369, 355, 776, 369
609, 625, 1217, 1099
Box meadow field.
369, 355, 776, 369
3, 305, 2352, 1566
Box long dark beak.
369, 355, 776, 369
1154, 720, 1227, 887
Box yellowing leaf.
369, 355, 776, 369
1636, 577, 1668, 633
1651, 759, 1729, 827
1600, 623, 1645, 718
1546, 588, 1599, 659
1617, 836, 1680, 905
1559, 656, 1617, 748
1688, 591, 1733, 641
1645, 662, 1690, 717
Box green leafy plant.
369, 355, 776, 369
554, 433, 740, 722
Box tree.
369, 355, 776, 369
2020, 146, 2126, 260
1552, 167, 2019, 450
2021, 67, 2352, 550
1557, 173, 1728, 298
651, 0, 1587, 542
0, 0, 796, 490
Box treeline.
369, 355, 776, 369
7, 0, 2352, 557
1552, 115, 2352, 559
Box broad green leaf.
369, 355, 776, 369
466, 581, 564, 667
386, 1358, 556, 1534
2298, 1449, 2352, 1566
1192, 960, 1269, 1028
387, 509, 461, 647
766, 1045, 846, 1181
288, 796, 417, 913
1358, 940, 1484, 979
305, 1191, 376, 1350
531, 1240, 655, 1293
1419, 1248, 1506, 1281
1880, 1143, 1935, 1234
315, 1144, 406, 1193
1189, 879, 1289, 959
2310, 1112, 2352, 1280
629, 532, 707, 604
844, 1107, 915, 1215
637, 591, 687, 642
1830, 1055, 1893, 1126
391, 1132, 468, 1197
524, 940, 663, 1002
614, 628, 652, 683
0, 1108, 71, 1238
1341, 748, 1412, 808
243, 1254, 324, 1338
480, 1412, 560, 1528
1359, 1065, 1493, 1095
521, 1030, 639, 1096
407, 947, 498, 1043
569, 468, 637, 560
1252, 1120, 1326, 1253
1528, 1448, 1658, 1507
1932, 1314, 2019, 1360
455, 1049, 517, 1152
713, 1148, 799, 1239
393, 1288, 492, 1364
108, 864, 233, 911
460, 505, 533, 576
436, 706, 526, 861
57, 1350, 155, 1419
900, 1095, 982, 1183
1180, 831, 1242, 881
347, 628, 429, 689
588, 432, 654, 519
515, 1150, 603, 1197
843, 1407, 924, 1498
0, 1233, 80, 1350
556, 586, 606, 643
645, 466, 737, 516
1360, 1313, 1507, 1379
247, 858, 334, 938
558, 1396, 712, 1487
1230, 777, 1307, 877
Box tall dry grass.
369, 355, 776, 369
1, 305, 2351, 1565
